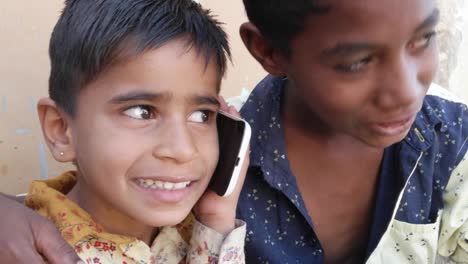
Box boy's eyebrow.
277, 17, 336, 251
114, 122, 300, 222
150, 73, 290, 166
321, 43, 380, 58
321, 9, 440, 59
414, 9, 440, 33
108, 91, 220, 108
108, 91, 169, 104
190, 95, 220, 108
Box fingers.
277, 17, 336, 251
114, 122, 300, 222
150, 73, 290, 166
0, 193, 81, 264
218, 96, 241, 118
0, 194, 46, 263
1, 239, 47, 264
227, 105, 240, 117
218, 96, 229, 111
34, 219, 81, 264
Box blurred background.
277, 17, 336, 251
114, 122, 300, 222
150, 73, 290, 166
0, 0, 466, 194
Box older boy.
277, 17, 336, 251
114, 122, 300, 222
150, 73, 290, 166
237, 0, 467, 263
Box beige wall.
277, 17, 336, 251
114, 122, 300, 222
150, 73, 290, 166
0, 1, 264, 194
201, 0, 266, 98
0, 1, 66, 194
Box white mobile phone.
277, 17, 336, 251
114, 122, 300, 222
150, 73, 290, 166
209, 111, 251, 197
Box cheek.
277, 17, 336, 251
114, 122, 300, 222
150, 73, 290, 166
295, 75, 371, 122
290, 60, 374, 116
195, 129, 219, 177
73, 121, 145, 176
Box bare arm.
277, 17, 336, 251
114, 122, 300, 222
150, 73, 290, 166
0, 193, 82, 264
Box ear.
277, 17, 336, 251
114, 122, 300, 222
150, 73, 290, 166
240, 22, 287, 76
37, 98, 76, 162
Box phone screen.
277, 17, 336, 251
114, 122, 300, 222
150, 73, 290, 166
209, 112, 247, 196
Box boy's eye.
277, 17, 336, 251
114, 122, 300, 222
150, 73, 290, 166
123, 105, 154, 120
409, 31, 437, 51
335, 56, 373, 73
188, 110, 213, 123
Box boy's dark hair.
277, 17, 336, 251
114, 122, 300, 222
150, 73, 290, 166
49, 0, 231, 115
242, 0, 329, 55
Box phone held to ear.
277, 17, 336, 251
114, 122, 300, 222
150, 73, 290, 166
209, 111, 251, 197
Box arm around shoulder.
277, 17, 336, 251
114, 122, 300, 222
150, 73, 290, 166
0, 192, 81, 264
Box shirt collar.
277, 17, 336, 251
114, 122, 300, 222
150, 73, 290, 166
25, 171, 192, 263
241, 75, 295, 189
25, 171, 136, 246
404, 96, 444, 152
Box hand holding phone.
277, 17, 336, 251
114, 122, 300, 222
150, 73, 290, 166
193, 99, 251, 235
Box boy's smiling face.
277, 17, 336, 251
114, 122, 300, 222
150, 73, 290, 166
65, 39, 220, 232
278, 0, 439, 147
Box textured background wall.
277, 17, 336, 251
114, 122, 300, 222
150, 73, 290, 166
436, 0, 468, 99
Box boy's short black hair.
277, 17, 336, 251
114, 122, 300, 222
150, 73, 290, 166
242, 0, 329, 55
49, 0, 231, 115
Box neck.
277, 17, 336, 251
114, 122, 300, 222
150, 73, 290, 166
67, 180, 157, 245
283, 80, 336, 140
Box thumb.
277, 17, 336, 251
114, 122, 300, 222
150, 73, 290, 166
34, 220, 82, 264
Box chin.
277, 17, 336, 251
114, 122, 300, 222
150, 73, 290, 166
363, 133, 409, 149
136, 207, 193, 228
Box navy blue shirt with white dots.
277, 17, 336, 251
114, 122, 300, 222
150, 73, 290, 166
237, 75, 467, 263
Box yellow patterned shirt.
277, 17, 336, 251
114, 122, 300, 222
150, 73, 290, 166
25, 172, 245, 264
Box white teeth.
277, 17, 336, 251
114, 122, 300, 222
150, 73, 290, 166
137, 179, 190, 190
163, 182, 175, 189
155, 181, 164, 188
174, 182, 188, 189
145, 179, 154, 186
138, 179, 148, 187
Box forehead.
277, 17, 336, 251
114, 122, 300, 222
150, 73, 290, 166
78, 39, 220, 105
316, 0, 436, 22
300, 0, 436, 42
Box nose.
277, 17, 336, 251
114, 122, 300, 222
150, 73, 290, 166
375, 53, 424, 112
152, 118, 198, 164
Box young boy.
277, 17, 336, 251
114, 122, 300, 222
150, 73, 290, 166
19, 0, 247, 263
0, 0, 467, 264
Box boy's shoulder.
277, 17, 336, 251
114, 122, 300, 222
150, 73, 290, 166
241, 75, 283, 103
425, 83, 467, 119
240, 75, 284, 120
413, 83, 467, 165
421, 83, 466, 138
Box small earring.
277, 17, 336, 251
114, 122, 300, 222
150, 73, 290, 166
60, 151, 64, 156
